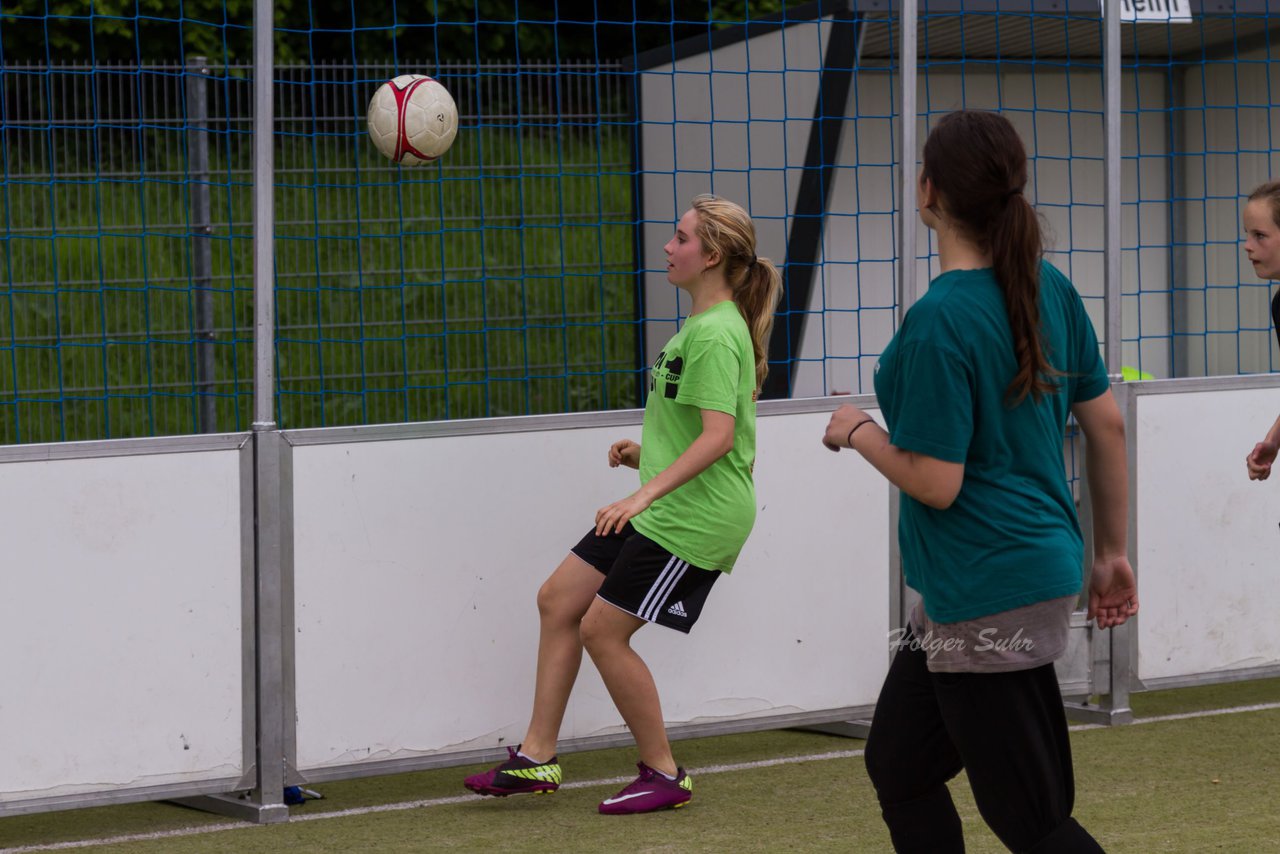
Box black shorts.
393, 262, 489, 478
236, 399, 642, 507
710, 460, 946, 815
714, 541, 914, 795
571, 523, 720, 634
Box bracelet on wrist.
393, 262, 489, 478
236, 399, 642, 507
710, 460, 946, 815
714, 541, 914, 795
846, 418, 874, 448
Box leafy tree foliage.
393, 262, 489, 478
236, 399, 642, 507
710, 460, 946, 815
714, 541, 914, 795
2, 0, 791, 64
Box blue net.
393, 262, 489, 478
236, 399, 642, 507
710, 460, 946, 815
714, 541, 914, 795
1, 2, 1277, 444
1121, 4, 1280, 378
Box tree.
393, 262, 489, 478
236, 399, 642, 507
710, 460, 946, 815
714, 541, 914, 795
2, 0, 793, 64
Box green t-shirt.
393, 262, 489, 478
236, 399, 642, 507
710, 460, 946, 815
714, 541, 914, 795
873, 261, 1110, 623
631, 300, 757, 572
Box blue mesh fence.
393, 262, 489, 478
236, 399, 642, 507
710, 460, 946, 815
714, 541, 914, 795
0, 2, 1277, 445
1121, 4, 1280, 379
0, 56, 635, 441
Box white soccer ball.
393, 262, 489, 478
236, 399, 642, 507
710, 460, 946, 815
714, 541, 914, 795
367, 74, 459, 164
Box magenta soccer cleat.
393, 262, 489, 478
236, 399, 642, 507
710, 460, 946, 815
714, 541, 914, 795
598, 762, 693, 814
463, 746, 562, 797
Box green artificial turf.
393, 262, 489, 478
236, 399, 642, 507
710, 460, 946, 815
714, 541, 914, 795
4, 680, 1278, 853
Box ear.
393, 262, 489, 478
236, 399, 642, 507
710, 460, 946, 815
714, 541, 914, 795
703, 249, 721, 269
918, 173, 938, 210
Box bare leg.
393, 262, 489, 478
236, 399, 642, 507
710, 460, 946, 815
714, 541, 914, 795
518, 553, 603, 762
580, 598, 677, 777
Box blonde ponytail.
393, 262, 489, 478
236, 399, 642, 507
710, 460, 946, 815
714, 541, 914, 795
689, 195, 784, 389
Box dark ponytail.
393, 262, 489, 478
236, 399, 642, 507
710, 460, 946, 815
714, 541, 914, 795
922, 111, 1058, 405
992, 193, 1057, 404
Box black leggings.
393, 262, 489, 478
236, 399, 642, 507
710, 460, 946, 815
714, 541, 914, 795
863, 633, 1106, 853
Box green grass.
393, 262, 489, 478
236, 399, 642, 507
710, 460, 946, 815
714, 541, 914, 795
3, 679, 1278, 853
0, 124, 640, 444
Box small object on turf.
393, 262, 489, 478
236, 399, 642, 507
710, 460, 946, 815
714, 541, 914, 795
283, 785, 323, 805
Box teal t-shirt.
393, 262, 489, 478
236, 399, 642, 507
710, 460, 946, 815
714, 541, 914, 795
631, 300, 757, 572
873, 261, 1110, 623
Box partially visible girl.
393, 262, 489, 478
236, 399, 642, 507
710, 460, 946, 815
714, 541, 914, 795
1243, 181, 1280, 481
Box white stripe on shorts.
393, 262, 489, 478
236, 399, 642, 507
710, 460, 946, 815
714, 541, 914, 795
638, 555, 688, 622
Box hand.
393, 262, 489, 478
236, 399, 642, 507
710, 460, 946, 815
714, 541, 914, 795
1247, 440, 1277, 481
609, 439, 641, 469
595, 491, 652, 536
822, 404, 871, 452
1087, 554, 1139, 630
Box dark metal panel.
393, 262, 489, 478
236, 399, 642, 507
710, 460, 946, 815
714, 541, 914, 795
764, 11, 864, 398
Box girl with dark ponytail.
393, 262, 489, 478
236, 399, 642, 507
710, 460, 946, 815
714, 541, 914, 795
464, 195, 780, 815
823, 110, 1137, 852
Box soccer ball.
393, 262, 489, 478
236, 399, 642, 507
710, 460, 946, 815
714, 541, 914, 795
367, 75, 459, 164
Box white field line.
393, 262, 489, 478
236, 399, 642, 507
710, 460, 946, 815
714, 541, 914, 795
4, 700, 1278, 854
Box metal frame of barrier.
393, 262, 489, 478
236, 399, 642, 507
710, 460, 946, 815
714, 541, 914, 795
8, 382, 1280, 821
274, 395, 888, 784
0, 433, 260, 818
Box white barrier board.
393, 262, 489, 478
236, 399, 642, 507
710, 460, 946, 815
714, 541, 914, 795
0, 447, 246, 803
1136, 387, 1280, 681
290, 407, 890, 772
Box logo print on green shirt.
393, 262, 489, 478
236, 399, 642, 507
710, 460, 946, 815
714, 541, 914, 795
650, 351, 684, 398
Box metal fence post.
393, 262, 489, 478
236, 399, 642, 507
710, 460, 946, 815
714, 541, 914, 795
169, 19, 287, 823
186, 55, 216, 433
1062, 0, 1135, 727
249, 0, 284, 817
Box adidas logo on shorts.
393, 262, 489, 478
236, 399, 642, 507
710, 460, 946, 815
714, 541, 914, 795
667, 601, 688, 618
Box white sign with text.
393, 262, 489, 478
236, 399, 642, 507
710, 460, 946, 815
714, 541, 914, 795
1102, 0, 1194, 23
